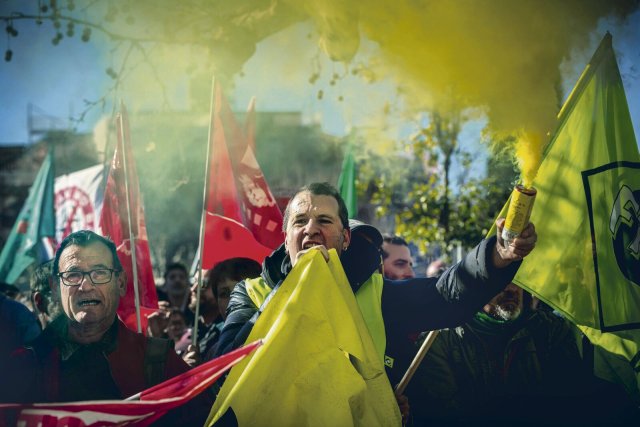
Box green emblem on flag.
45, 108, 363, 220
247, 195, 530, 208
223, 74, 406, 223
384, 355, 394, 368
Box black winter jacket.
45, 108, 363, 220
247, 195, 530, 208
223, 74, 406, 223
216, 235, 521, 386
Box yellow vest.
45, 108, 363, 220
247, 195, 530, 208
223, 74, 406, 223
244, 272, 387, 363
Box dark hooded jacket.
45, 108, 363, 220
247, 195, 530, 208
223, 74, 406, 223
215, 229, 521, 388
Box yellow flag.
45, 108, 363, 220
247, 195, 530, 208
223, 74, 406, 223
206, 249, 401, 426
493, 34, 640, 397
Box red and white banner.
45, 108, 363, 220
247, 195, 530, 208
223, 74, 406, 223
201, 84, 283, 270
54, 164, 105, 245
234, 100, 284, 249
0, 340, 262, 427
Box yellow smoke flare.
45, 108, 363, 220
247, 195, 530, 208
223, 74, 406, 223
514, 130, 544, 187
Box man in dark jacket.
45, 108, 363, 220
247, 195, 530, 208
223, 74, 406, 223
5, 230, 211, 425
215, 182, 537, 387
411, 282, 638, 426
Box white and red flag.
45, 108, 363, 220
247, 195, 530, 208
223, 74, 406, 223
200, 83, 282, 270
234, 98, 284, 249
100, 104, 158, 332
0, 340, 262, 427
54, 164, 105, 244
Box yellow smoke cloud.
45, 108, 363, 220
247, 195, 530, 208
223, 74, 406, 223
85, 0, 635, 183
291, 0, 635, 182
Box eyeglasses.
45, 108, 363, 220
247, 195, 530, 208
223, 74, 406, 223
58, 269, 119, 286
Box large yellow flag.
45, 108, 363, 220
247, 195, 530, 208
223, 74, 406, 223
206, 250, 401, 426
503, 33, 640, 397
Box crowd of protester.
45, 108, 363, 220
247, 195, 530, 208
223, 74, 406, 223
0, 182, 638, 426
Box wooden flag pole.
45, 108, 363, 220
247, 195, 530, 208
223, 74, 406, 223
118, 102, 143, 334
394, 330, 440, 396
192, 76, 216, 349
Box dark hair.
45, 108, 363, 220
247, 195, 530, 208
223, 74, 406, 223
282, 182, 349, 231
30, 260, 54, 294
381, 234, 409, 260
53, 230, 122, 276
208, 258, 262, 298
164, 262, 188, 280
168, 307, 187, 321
0, 281, 19, 298
30, 261, 61, 317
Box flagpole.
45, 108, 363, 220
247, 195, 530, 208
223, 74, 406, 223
193, 76, 217, 349
118, 102, 143, 333
394, 330, 440, 395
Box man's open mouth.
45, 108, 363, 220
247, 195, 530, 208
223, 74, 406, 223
78, 299, 101, 307
302, 241, 321, 249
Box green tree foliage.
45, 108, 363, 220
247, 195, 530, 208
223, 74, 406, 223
360, 111, 518, 255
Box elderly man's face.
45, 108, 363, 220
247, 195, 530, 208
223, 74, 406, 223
57, 242, 125, 328
483, 282, 523, 321
284, 191, 350, 265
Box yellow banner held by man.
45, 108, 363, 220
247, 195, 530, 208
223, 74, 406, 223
206, 249, 401, 426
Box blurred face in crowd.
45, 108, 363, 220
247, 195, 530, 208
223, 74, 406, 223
285, 191, 351, 266
189, 273, 219, 315
382, 243, 415, 280
216, 277, 238, 320
483, 282, 524, 321
57, 242, 126, 331
164, 268, 189, 297
166, 311, 187, 341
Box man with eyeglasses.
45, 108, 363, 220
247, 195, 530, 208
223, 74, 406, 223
4, 230, 211, 424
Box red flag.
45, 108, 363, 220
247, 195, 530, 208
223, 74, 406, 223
201, 83, 281, 269
0, 340, 262, 427
202, 214, 272, 269
234, 98, 284, 249
206, 87, 243, 222
100, 104, 158, 332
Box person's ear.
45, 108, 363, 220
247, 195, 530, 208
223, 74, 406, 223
33, 292, 46, 314
342, 228, 351, 250
117, 270, 127, 297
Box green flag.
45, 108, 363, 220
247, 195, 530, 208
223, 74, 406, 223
338, 150, 357, 218
498, 34, 640, 397
0, 149, 55, 284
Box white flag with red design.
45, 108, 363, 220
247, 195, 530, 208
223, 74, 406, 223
201, 84, 282, 270
54, 164, 105, 244
234, 99, 284, 249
